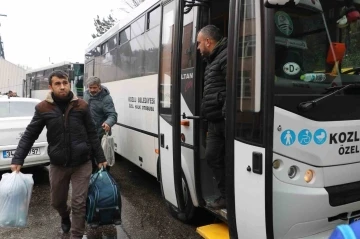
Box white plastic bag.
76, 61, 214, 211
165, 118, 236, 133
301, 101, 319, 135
101, 133, 115, 166
0, 172, 34, 227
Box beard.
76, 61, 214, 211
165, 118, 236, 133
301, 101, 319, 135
201, 50, 210, 59
90, 90, 101, 96
54, 91, 70, 99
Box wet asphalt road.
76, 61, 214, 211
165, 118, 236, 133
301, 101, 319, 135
0, 156, 216, 239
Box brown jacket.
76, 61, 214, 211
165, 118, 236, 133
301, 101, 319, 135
12, 92, 106, 167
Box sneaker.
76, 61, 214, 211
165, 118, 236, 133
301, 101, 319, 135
208, 196, 226, 210
61, 216, 71, 233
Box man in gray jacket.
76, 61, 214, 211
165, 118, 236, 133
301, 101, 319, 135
83, 76, 118, 171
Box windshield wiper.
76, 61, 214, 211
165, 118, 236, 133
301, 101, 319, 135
297, 84, 360, 112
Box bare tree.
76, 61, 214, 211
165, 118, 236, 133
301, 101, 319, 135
91, 0, 146, 38
91, 14, 117, 39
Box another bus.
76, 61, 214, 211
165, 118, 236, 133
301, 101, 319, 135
84, 0, 360, 238
24, 61, 84, 100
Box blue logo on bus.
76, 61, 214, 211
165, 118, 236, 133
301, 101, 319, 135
313, 129, 327, 145
281, 130, 296, 146
298, 129, 312, 145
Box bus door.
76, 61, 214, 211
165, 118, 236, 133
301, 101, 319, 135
159, 0, 199, 222
177, 2, 202, 219
158, 0, 180, 211
225, 0, 273, 238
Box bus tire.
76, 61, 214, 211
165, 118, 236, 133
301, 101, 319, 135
157, 158, 195, 223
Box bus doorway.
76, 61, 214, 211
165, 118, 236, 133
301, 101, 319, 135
176, 0, 230, 223
194, 0, 230, 219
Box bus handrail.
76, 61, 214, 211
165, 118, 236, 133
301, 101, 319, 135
182, 112, 203, 120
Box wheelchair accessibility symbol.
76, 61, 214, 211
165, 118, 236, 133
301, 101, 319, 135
281, 130, 296, 146
298, 129, 312, 145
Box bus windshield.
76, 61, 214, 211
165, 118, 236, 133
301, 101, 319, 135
273, 5, 360, 120
274, 8, 335, 93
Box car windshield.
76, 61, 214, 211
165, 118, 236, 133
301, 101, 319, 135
0, 101, 37, 118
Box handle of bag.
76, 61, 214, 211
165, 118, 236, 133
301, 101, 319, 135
90, 166, 107, 185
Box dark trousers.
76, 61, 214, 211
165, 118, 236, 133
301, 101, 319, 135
205, 120, 226, 197
49, 160, 92, 238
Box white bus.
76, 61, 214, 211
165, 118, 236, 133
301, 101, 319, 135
84, 0, 360, 238
24, 62, 84, 100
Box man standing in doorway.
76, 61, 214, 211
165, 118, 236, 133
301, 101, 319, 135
197, 25, 227, 209
83, 76, 118, 172
11, 70, 107, 239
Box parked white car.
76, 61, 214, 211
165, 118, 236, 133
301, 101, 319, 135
0, 96, 49, 171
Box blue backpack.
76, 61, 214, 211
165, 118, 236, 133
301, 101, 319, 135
329, 221, 360, 239
85, 168, 121, 228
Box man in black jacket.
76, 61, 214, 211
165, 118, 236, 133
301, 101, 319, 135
197, 25, 227, 209
11, 70, 107, 239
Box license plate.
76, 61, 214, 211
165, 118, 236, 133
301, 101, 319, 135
349, 216, 360, 224
2, 147, 40, 159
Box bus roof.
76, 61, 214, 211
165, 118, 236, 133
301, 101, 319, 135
84, 0, 160, 54
26, 61, 79, 74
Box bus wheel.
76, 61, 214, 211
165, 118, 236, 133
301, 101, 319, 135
166, 173, 195, 223
157, 159, 195, 223
179, 172, 196, 222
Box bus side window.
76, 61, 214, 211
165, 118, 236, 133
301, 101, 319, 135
237, 2, 260, 113
234, 0, 263, 144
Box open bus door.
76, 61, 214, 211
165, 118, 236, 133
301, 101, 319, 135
158, 0, 187, 219
224, 0, 275, 237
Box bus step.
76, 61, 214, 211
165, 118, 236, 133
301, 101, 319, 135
204, 197, 228, 220
219, 209, 227, 220
205, 208, 227, 220
196, 223, 229, 239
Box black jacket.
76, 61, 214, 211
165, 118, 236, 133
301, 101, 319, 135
202, 37, 227, 121
12, 92, 106, 167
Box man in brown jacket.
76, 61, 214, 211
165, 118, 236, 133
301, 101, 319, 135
11, 70, 107, 239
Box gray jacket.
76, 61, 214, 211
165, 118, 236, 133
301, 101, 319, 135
83, 85, 118, 137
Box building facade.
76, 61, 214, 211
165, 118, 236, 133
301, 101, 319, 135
0, 58, 26, 96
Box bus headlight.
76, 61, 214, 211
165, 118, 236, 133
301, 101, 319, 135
304, 169, 314, 183
273, 159, 281, 169
288, 166, 298, 179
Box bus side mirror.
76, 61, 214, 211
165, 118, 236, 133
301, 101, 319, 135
326, 42, 346, 64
